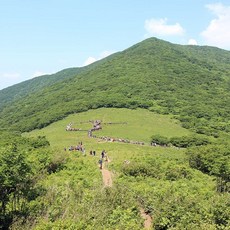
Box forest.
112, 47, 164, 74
0, 38, 229, 229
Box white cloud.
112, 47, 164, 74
144, 18, 185, 37
83, 50, 114, 66
188, 39, 198, 45
201, 3, 230, 49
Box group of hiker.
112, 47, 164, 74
90, 135, 145, 146
64, 119, 154, 171
65, 140, 108, 170
89, 149, 109, 170
65, 141, 85, 153
66, 120, 102, 135
89, 150, 96, 156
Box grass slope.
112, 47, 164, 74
25, 108, 190, 148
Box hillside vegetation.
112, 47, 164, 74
0, 56, 111, 111
1, 108, 229, 229
0, 38, 229, 137
0, 68, 80, 111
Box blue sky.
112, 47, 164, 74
1, 0, 230, 90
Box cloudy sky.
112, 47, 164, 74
0, 0, 230, 90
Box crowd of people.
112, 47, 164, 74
64, 140, 109, 170
90, 135, 145, 145
64, 141, 85, 153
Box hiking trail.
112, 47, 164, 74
99, 157, 152, 228
101, 168, 112, 187
101, 158, 112, 187
140, 208, 153, 229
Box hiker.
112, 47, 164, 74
90, 150, 93, 155
98, 158, 103, 169
101, 150, 105, 158
93, 150, 96, 156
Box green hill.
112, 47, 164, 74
0, 37, 230, 137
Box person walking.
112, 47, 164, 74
98, 158, 103, 170
101, 150, 105, 158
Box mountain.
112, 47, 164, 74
0, 37, 229, 135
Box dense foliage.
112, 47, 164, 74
119, 150, 230, 229
0, 68, 82, 111
151, 134, 211, 148
187, 143, 230, 193
0, 131, 52, 229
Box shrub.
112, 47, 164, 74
170, 135, 210, 148
151, 135, 169, 146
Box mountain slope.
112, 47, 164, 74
0, 56, 113, 111
0, 68, 82, 111
0, 37, 229, 135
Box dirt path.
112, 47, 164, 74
140, 208, 152, 229
101, 168, 112, 187
100, 158, 152, 228
100, 158, 112, 187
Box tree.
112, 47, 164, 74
0, 144, 32, 228
151, 135, 169, 146
186, 144, 230, 192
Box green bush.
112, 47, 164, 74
170, 135, 210, 148
165, 165, 192, 181
187, 144, 230, 192
151, 135, 169, 146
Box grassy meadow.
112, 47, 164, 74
24, 108, 191, 175
24, 108, 190, 146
